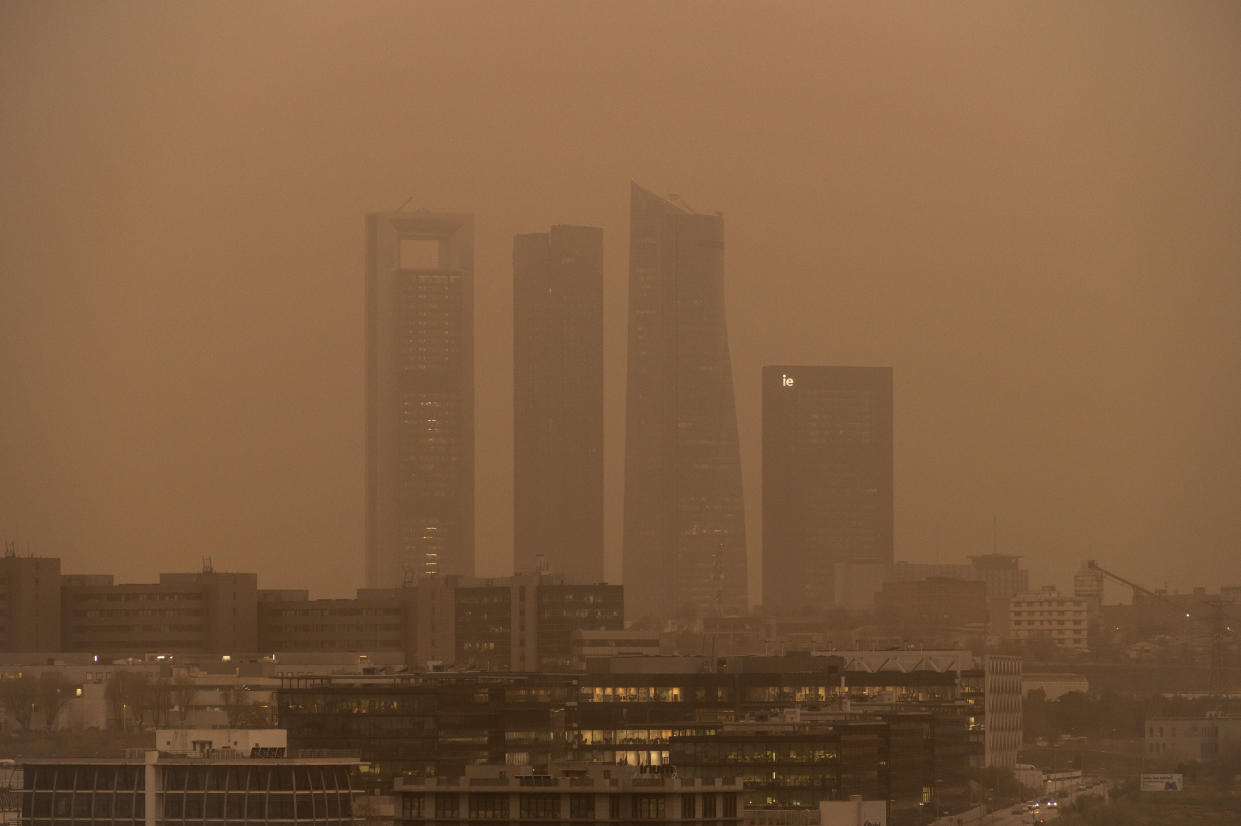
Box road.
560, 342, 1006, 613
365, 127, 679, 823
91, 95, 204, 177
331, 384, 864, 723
980, 780, 1110, 826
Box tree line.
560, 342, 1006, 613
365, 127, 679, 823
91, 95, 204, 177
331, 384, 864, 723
1, 671, 272, 733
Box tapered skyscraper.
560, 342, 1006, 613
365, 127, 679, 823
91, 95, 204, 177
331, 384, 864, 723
762, 366, 893, 611
513, 226, 604, 582
365, 210, 474, 587
623, 183, 747, 619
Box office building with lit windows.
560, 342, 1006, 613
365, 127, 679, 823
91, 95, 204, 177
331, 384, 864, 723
365, 210, 475, 587
623, 183, 748, 620
762, 365, 893, 612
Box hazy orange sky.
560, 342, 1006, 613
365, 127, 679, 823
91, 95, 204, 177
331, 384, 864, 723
2, 0, 1239, 601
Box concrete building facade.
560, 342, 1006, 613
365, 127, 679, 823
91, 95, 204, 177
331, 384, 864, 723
259, 573, 622, 672
61, 570, 257, 655
0, 554, 61, 652
873, 578, 986, 632
3, 559, 621, 672
1002, 588, 1090, 651
967, 555, 1029, 601
513, 225, 605, 583
983, 655, 1023, 769
1144, 715, 1241, 762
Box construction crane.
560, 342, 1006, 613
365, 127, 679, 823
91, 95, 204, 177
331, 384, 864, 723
1086, 560, 1237, 699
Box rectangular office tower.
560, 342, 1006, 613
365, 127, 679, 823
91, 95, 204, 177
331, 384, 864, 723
365, 211, 474, 588
762, 366, 893, 612
513, 226, 604, 582
623, 183, 748, 620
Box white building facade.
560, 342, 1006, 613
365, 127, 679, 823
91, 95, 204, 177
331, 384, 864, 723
1005, 588, 1090, 651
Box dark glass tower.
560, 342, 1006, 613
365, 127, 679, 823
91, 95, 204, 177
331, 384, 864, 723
622, 183, 748, 620
513, 226, 604, 582
365, 210, 474, 587
762, 366, 893, 612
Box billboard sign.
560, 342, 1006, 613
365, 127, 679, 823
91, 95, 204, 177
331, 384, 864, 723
1140, 773, 1183, 792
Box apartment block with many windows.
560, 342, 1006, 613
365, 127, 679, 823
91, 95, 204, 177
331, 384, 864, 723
1001, 587, 1090, 651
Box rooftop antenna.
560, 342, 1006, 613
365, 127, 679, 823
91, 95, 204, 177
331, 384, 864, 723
395, 195, 415, 213
201, 555, 213, 574
3, 540, 14, 559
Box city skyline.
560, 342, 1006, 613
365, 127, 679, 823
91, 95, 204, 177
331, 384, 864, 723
5, 3, 1241, 819
2, 1, 1238, 601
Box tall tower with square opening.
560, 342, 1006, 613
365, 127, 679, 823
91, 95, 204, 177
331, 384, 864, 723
365, 210, 474, 587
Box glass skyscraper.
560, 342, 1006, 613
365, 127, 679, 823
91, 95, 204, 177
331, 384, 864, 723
762, 365, 893, 611
513, 225, 604, 582
622, 183, 747, 620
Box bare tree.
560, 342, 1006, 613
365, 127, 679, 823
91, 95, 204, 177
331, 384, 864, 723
223, 685, 251, 728
171, 673, 197, 727
223, 685, 273, 728
36, 672, 74, 731
105, 671, 152, 733
146, 676, 172, 728
1, 675, 37, 733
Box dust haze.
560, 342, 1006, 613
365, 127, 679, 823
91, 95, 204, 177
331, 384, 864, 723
2, 0, 1239, 599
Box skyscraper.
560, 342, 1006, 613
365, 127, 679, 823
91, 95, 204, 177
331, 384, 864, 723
623, 183, 747, 620
762, 366, 893, 612
365, 210, 474, 587
513, 226, 604, 582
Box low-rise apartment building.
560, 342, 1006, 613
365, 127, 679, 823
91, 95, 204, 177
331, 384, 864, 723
1001, 588, 1090, 651
1144, 715, 1241, 762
